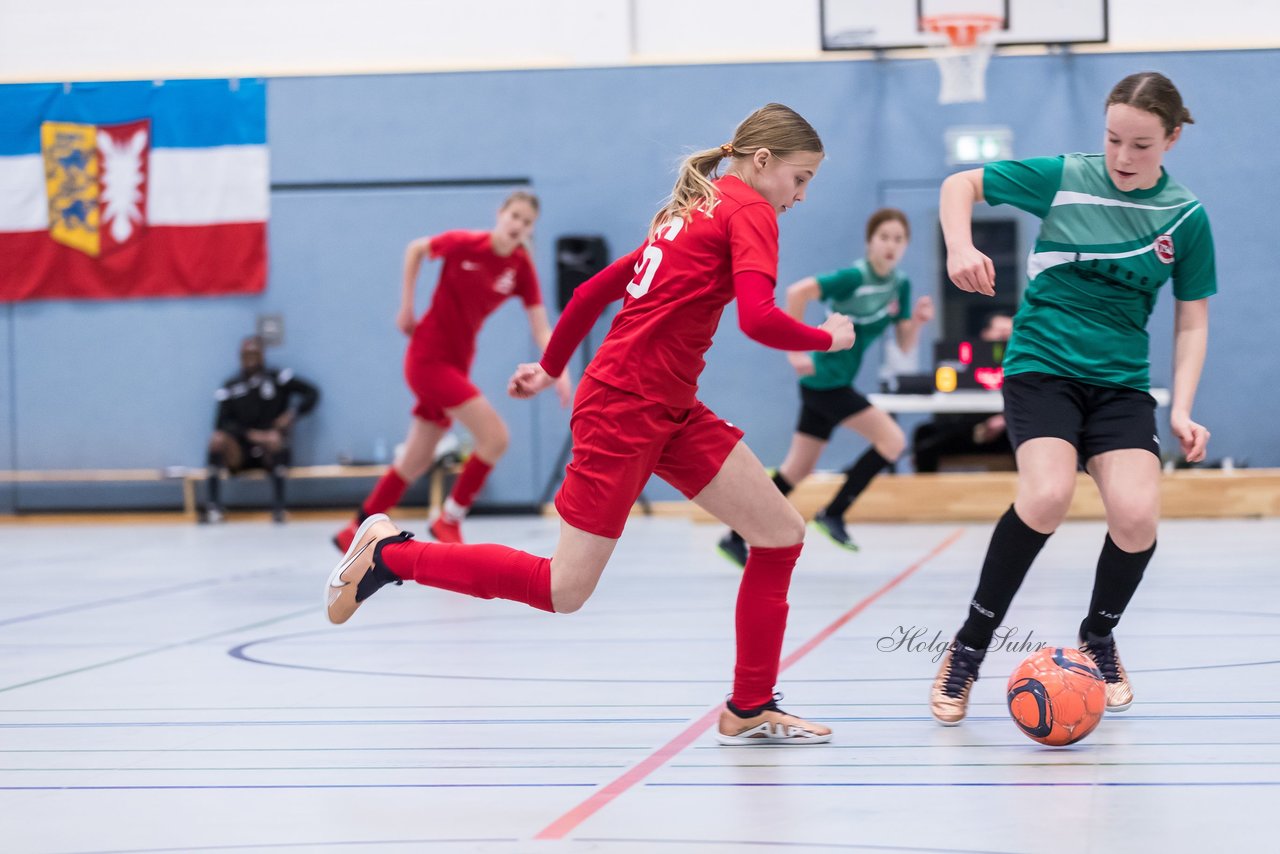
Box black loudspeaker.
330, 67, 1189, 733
938, 218, 1019, 341
555, 235, 610, 310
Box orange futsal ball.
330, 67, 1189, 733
1006, 647, 1106, 746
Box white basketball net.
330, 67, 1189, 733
924, 15, 1000, 104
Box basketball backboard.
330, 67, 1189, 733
820, 0, 1108, 51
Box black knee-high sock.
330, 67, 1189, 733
269, 465, 287, 513
206, 451, 225, 507
1081, 534, 1155, 639
820, 448, 890, 518
956, 505, 1052, 650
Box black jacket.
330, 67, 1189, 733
213, 367, 319, 436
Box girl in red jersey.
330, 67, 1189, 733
325, 104, 855, 744
333, 191, 571, 550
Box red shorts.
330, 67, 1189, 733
404, 356, 480, 427
554, 375, 744, 539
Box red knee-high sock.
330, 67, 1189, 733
446, 456, 493, 516
379, 539, 554, 612
361, 468, 409, 517
731, 542, 802, 710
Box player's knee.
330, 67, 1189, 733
550, 582, 594, 614
1106, 501, 1158, 551
879, 428, 907, 461
207, 441, 230, 468
207, 432, 230, 455
477, 426, 510, 461
398, 452, 432, 481
1018, 482, 1074, 529
748, 504, 806, 549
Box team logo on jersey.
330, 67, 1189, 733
493, 269, 516, 294
41, 118, 151, 257
1154, 234, 1175, 265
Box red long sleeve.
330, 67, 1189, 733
735, 270, 833, 352
539, 248, 641, 377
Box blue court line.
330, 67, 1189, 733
7, 781, 1277, 793
0, 745, 657, 753
0, 783, 593, 791
0, 565, 292, 629
5, 712, 1277, 729
0, 573, 271, 629
699, 740, 1280, 750
7, 739, 1278, 754
0, 606, 314, 695
0, 717, 688, 728
5, 763, 630, 771
224, 640, 1280, 682
0, 703, 718, 712
3, 698, 1278, 712
669, 760, 1280, 769
578, 839, 1018, 854
647, 781, 1280, 788
58, 839, 517, 854
7, 760, 1277, 773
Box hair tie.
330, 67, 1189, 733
720, 143, 734, 157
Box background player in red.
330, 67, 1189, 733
333, 191, 571, 550
325, 103, 855, 744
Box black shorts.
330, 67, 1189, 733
229, 434, 292, 473
1002, 372, 1159, 462
796, 385, 873, 441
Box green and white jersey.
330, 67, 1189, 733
983, 153, 1215, 391
802, 259, 909, 391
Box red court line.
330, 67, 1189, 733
533, 527, 966, 840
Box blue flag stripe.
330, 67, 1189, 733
0, 79, 266, 156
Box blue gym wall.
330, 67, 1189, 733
3, 48, 1277, 511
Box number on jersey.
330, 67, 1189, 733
627, 218, 685, 299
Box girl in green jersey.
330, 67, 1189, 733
930, 72, 1215, 725
719, 209, 933, 564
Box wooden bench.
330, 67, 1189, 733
686, 468, 1280, 523
0, 468, 188, 517
935, 452, 1018, 473
180, 462, 461, 520
0, 461, 461, 519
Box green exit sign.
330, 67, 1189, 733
945, 126, 1012, 164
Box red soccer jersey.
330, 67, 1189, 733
408, 230, 542, 370
585, 175, 779, 408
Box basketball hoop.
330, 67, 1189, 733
922, 13, 1001, 104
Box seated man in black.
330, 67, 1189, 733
913, 313, 1014, 473
206, 336, 319, 522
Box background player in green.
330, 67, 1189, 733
719, 208, 933, 566
929, 72, 1216, 726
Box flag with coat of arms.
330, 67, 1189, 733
0, 78, 267, 301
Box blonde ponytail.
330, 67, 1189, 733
649, 147, 728, 238
648, 103, 823, 238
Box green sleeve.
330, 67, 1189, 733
893, 277, 911, 322
816, 266, 862, 303
982, 156, 1065, 219
1172, 206, 1217, 301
